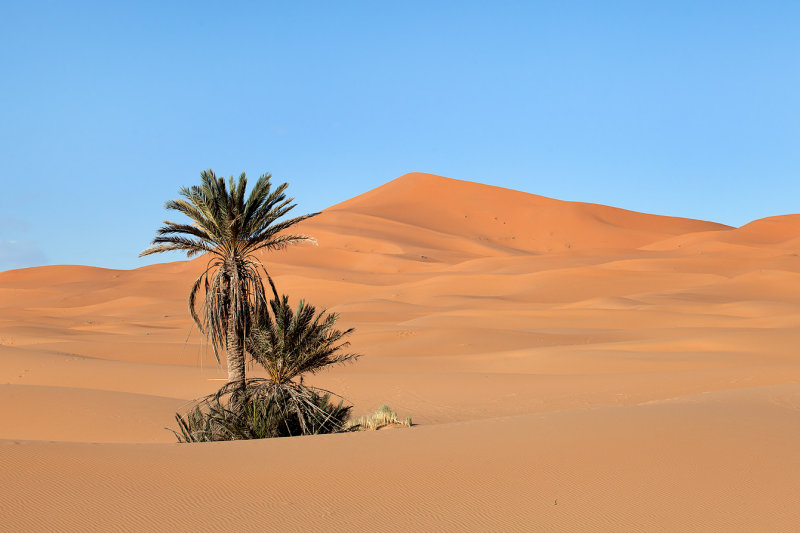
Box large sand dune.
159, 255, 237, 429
2, 173, 800, 531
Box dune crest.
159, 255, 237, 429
317, 172, 732, 256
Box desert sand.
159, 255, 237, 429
2, 172, 800, 531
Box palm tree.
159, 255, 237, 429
140, 169, 318, 389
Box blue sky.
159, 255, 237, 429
1, 1, 798, 271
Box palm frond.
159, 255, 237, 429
139, 240, 214, 258
250, 233, 318, 255
164, 198, 223, 240
156, 221, 215, 243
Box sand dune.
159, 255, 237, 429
2, 172, 800, 531
4, 385, 800, 532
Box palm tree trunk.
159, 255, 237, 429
224, 262, 246, 390
226, 308, 246, 389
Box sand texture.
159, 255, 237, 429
2, 173, 800, 531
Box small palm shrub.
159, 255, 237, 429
248, 293, 359, 384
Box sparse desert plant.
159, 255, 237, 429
140, 170, 318, 389
346, 404, 413, 431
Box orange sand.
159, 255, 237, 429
2, 173, 800, 531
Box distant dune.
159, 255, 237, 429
2, 173, 800, 531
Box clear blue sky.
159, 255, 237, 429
1, 1, 798, 271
